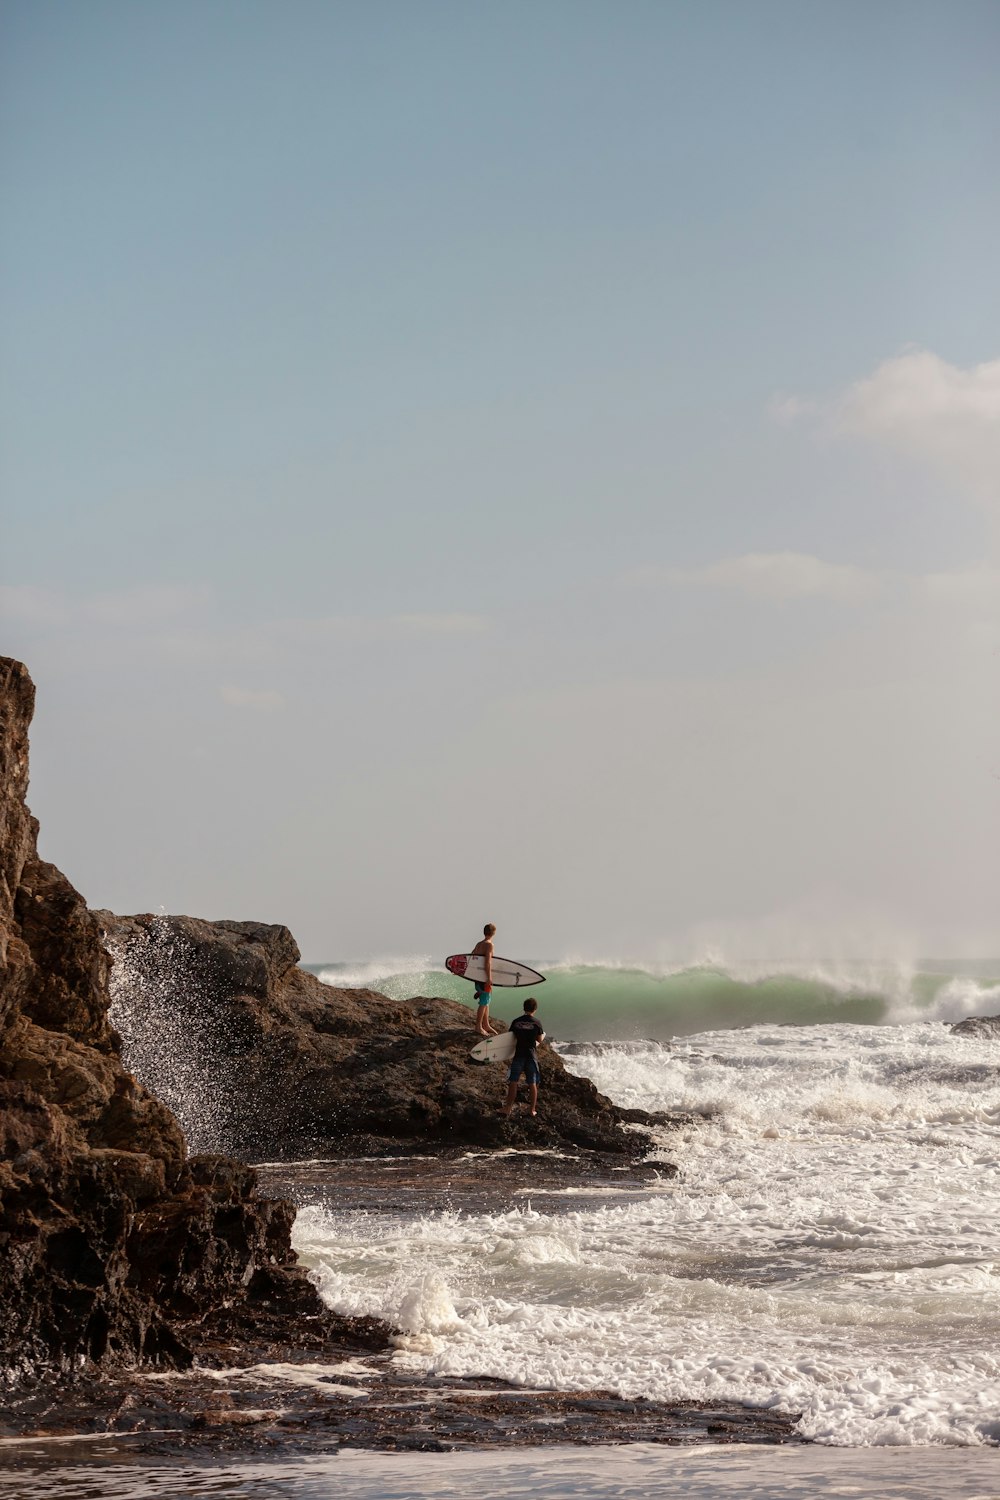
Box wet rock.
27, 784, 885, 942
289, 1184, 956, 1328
951, 1014, 1000, 1039
99, 911, 675, 1163
0, 656, 387, 1380
0, 1357, 804, 1456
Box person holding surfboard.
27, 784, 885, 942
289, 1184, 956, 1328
503, 997, 545, 1117
472, 923, 501, 1036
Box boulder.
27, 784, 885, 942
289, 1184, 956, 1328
99, 912, 664, 1162
951, 1014, 1000, 1039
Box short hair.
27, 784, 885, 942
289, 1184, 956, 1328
523, 997, 538, 1013
484, 923, 496, 937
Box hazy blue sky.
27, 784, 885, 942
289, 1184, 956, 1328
2, 0, 998, 960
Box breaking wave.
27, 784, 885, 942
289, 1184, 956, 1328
311, 957, 1000, 1040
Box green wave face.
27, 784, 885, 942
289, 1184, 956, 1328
310, 960, 1000, 1041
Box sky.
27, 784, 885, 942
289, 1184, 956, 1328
2, 0, 999, 962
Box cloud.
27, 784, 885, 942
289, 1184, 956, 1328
220, 685, 285, 711
841, 349, 1000, 435
775, 349, 1000, 516
633, 551, 882, 604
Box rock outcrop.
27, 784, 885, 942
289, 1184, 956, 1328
99, 913, 668, 1163
0, 657, 387, 1379
951, 1014, 1000, 1039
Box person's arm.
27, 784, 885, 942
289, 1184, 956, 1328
484, 941, 493, 989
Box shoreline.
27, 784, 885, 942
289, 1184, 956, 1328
1, 1146, 802, 1464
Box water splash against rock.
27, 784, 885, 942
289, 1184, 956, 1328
103, 915, 241, 1155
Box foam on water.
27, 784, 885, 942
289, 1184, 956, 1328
294, 1021, 1000, 1448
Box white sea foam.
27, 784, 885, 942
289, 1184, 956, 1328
316, 956, 437, 991
294, 1021, 1000, 1448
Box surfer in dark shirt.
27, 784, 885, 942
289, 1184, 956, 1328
503, 996, 545, 1118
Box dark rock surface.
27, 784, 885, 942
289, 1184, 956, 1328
0, 1358, 803, 1458
98, 911, 677, 1167
0, 657, 388, 1379
951, 1014, 1000, 1039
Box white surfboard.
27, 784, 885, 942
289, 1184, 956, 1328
470, 1031, 517, 1064
446, 953, 545, 988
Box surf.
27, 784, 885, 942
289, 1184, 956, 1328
312, 957, 1000, 1038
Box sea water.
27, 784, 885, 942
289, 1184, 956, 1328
291, 962, 1000, 1452
313, 954, 1000, 1037
7, 1444, 1000, 1499
28, 956, 999, 1497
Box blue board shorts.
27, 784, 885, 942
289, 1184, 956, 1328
474, 982, 491, 1007
508, 1054, 540, 1085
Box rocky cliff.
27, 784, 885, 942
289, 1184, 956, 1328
0, 657, 386, 1379
99, 912, 668, 1163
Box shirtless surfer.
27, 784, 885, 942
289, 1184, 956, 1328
472, 923, 500, 1036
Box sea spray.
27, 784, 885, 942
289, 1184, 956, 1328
105, 916, 249, 1155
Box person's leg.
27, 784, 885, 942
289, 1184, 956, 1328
503, 1059, 522, 1117
527, 1057, 540, 1116
475, 987, 490, 1035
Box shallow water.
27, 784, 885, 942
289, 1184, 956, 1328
5, 1442, 1000, 1499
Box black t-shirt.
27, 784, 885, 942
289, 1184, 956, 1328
510, 1014, 544, 1058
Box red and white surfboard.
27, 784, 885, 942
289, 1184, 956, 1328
445, 953, 545, 987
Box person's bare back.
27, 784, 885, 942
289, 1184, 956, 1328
472, 923, 500, 1035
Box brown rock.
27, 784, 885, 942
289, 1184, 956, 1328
0, 656, 388, 1380
951, 1014, 1000, 1039
99, 912, 669, 1163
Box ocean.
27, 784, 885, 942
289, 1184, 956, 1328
295, 956, 1000, 1452
10, 956, 1000, 1498
312, 954, 1000, 1037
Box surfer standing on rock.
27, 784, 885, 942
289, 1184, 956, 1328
503, 997, 545, 1118
473, 923, 501, 1036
